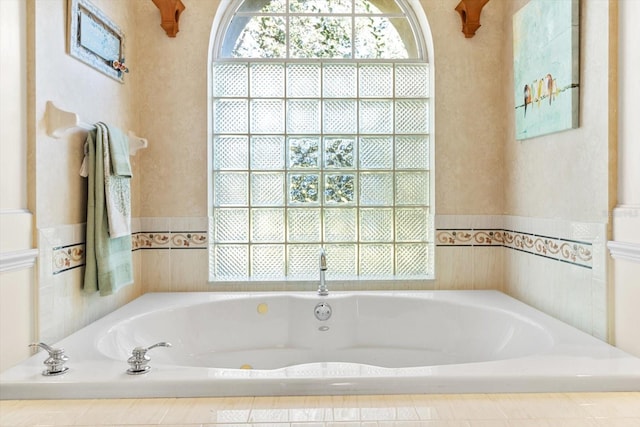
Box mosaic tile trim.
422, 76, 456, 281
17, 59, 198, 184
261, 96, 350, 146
52, 231, 208, 274
436, 229, 593, 269
52, 243, 85, 275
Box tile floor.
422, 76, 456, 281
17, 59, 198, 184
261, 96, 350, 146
0, 393, 639, 426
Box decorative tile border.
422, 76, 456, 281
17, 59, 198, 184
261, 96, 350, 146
52, 231, 208, 275
50, 226, 592, 273
52, 243, 85, 275
133, 232, 171, 250
436, 229, 504, 246
436, 229, 593, 269
170, 232, 208, 248
503, 230, 592, 268
133, 231, 208, 250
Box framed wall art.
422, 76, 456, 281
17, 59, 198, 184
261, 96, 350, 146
68, 0, 128, 83
513, 0, 580, 140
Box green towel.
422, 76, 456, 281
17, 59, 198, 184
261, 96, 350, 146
105, 124, 132, 177
83, 124, 133, 296
100, 122, 132, 238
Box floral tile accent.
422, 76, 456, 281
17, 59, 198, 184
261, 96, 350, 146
170, 232, 208, 249
52, 244, 85, 275
436, 229, 504, 246
52, 230, 208, 275
436, 228, 592, 268
133, 231, 208, 250
135, 232, 171, 249
503, 230, 592, 268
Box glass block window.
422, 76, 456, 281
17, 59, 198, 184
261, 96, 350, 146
210, 0, 433, 281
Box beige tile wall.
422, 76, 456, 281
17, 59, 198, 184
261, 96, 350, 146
33, 207, 609, 344
0, 268, 35, 372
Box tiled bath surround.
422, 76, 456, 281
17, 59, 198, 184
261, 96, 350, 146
38, 214, 608, 344
436, 215, 607, 340
37, 217, 210, 344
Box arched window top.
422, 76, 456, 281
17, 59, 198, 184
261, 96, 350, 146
214, 0, 427, 60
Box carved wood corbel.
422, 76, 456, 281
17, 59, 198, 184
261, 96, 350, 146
455, 0, 491, 38
151, 0, 186, 38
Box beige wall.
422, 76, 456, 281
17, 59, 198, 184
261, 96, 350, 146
0, 0, 37, 372
134, 0, 506, 219
133, 0, 613, 341
29, 0, 144, 346
1, 0, 28, 212
500, 0, 614, 341
132, 0, 507, 292
32, 0, 140, 229
503, 1, 611, 223
611, 0, 640, 357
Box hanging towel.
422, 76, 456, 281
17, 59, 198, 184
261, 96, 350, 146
102, 122, 132, 238
80, 123, 132, 237
83, 123, 133, 296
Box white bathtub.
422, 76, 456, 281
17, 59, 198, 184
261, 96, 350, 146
1, 290, 639, 399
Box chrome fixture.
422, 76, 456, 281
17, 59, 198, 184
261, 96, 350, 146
314, 302, 332, 321
126, 342, 172, 375
29, 342, 69, 376
318, 248, 328, 296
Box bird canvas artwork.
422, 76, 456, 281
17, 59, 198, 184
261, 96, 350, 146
513, 0, 580, 140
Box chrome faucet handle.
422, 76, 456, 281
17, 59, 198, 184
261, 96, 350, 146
126, 341, 172, 375
29, 342, 69, 376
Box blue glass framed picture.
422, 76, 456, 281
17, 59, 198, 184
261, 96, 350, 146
68, 0, 128, 83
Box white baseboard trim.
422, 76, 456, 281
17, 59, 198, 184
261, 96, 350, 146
607, 241, 640, 263
0, 249, 39, 273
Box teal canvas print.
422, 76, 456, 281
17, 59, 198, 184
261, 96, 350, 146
513, 0, 580, 140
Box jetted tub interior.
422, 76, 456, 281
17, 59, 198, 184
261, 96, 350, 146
97, 293, 554, 370
1, 290, 640, 399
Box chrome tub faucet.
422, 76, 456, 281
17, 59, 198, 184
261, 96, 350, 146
126, 341, 172, 375
318, 248, 328, 296
29, 342, 69, 376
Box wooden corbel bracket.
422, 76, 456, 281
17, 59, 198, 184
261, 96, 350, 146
455, 0, 491, 38
151, 0, 186, 37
